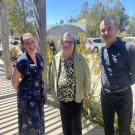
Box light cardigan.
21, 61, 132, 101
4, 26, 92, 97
49, 51, 91, 103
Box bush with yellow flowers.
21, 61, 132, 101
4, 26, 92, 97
75, 44, 87, 55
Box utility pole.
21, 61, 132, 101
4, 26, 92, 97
34, 0, 47, 99
0, 0, 11, 79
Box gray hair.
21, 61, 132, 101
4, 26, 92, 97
59, 32, 75, 46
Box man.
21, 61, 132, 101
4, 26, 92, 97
99, 18, 135, 135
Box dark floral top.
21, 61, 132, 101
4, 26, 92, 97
16, 52, 45, 105
57, 54, 75, 102
15, 52, 45, 134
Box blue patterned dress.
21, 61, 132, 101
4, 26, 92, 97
15, 52, 45, 135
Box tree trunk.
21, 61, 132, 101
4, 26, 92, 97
0, 1, 12, 79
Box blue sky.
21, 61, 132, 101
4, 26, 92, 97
46, 0, 135, 25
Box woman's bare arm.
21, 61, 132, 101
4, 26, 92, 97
11, 67, 21, 91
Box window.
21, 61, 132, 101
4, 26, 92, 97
93, 39, 102, 43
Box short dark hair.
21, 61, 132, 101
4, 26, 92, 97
20, 35, 24, 45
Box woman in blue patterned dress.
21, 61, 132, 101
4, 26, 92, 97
11, 33, 45, 135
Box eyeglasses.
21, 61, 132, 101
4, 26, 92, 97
63, 41, 74, 45
24, 40, 34, 45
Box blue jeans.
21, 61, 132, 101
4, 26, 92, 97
59, 101, 83, 135
101, 87, 133, 135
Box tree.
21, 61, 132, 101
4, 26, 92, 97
80, 0, 89, 19
6, 0, 34, 35
60, 19, 64, 24
107, 0, 129, 32
68, 15, 79, 23
85, 0, 129, 37
126, 14, 135, 36
0, 0, 12, 79
86, 1, 104, 37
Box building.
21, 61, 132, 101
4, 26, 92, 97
47, 23, 86, 37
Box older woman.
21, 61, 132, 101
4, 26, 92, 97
11, 33, 45, 135
49, 32, 91, 135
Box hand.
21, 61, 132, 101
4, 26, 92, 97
83, 96, 88, 108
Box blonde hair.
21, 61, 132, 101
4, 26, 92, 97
20, 33, 39, 53
21, 33, 33, 45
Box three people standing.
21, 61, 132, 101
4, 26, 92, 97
11, 18, 135, 135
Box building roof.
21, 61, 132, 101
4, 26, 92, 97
47, 23, 86, 37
